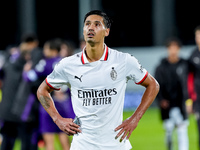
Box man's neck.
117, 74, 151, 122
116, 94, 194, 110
46, 51, 58, 59
85, 42, 105, 62
168, 56, 179, 64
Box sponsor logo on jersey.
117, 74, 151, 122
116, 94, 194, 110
74, 75, 83, 82
78, 88, 117, 106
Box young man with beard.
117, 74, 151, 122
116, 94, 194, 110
37, 10, 159, 150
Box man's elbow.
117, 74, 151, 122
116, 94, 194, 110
154, 79, 160, 95
36, 81, 46, 100
147, 75, 160, 95
36, 85, 43, 100
37, 81, 53, 99
147, 74, 160, 94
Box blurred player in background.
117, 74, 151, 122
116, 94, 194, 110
188, 25, 200, 149
0, 51, 5, 146
10, 34, 43, 150
0, 33, 41, 150
37, 10, 159, 150
23, 38, 75, 150
59, 40, 76, 58
155, 37, 189, 150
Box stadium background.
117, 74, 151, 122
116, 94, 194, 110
0, 0, 200, 149
0, 0, 200, 49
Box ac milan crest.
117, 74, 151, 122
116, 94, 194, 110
110, 67, 117, 81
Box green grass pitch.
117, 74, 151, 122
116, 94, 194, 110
13, 108, 198, 150
123, 108, 198, 150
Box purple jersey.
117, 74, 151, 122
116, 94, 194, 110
35, 57, 61, 77
23, 56, 75, 133
39, 88, 75, 133
23, 56, 61, 82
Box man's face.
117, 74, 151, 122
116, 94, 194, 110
167, 42, 180, 58
83, 15, 109, 45
43, 43, 51, 58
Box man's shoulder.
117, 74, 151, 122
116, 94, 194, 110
60, 52, 82, 64
155, 58, 167, 71
108, 47, 129, 60
190, 47, 200, 56
109, 47, 126, 54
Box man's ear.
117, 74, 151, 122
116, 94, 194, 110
105, 28, 110, 37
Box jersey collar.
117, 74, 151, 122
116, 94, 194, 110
81, 45, 109, 64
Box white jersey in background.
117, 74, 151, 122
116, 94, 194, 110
46, 45, 148, 150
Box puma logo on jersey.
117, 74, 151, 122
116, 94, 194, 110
74, 75, 83, 82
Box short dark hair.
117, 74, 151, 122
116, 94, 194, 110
194, 25, 200, 33
62, 40, 76, 56
45, 38, 62, 52
21, 33, 38, 43
84, 10, 111, 29
165, 37, 182, 47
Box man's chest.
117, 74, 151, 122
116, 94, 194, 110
66, 62, 125, 89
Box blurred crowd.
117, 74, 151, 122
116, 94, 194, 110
155, 25, 200, 150
0, 25, 200, 150
0, 33, 85, 150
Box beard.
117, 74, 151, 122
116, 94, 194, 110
86, 37, 96, 46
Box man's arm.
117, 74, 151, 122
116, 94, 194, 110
37, 80, 81, 135
115, 74, 159, 141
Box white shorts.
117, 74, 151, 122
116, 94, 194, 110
70, 129, 132, 150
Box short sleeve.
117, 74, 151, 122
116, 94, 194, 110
46, 60, 68, 90
125, 54, 148, 84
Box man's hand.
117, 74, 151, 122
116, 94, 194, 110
55, 117, 82, 136
114, 117, 139, 142
23, 61, 32, 71
160, 99, 170, 109
37, 81, 81, 136
114, 74, 159, 142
